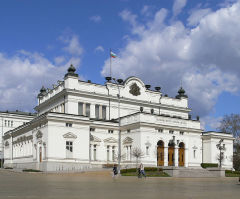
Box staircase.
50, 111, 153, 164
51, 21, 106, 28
163, 167, 224, 177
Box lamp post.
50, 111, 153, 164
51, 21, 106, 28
216, 139, 225, 168
112, 78, 123, 174
1, 116, 4, 168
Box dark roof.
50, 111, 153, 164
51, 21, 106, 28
0, 110, 36, 116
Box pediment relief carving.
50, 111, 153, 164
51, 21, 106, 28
5, 141, 9, 147
104, 137, 118, 143
63, 132, 77, 139
129, 83, 141, 96
123, 137, 133, 144
90, 134, 101, 142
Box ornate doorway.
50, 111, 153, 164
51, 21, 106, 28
157, 140, 164, 166
168, 142, 174, 166
178, 142, 185, 167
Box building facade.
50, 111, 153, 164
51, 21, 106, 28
0, 111, 35, 162
3, 65, 234, 171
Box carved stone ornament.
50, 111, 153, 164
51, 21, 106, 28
129, 83, 141, 96
36, 131, 43, 139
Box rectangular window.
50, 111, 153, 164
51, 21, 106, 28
78, 102, 83, 115
95, 105, 99, 119
5, 120, 7, 126
86, 103, 90, 117
8, 120, 10, 127
158, 129, 163, 133
11, 121, 13, 127
107, 146, 110, 161
180, 131, 184, 135
66, 123, 72, 127
66, 141, 73, 158
193, 150, 196, 159
127, 129, 131, 133
94, 145, 97, 161
108, 130, 113, 134
146, 146, 149, 155
102, 105, 106, 120
169, 130, 174, 134
112, 146, 115, 161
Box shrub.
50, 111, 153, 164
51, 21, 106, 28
201, 163, 218, 168
22, 169, 42, 172
225, 170, 240, 174
102, 164, 116, 168
4, 167, 13, 169
120, 168, 137, 173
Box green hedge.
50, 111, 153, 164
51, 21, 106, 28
201, 163, 218, 168
22, 169, 42, 172
121, 167, 162, 173
225, 170, 240, 174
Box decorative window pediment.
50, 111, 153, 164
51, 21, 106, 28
36, 131, 43, 139
192, 145, 198, 149
63, 132, 77, 139
123, 137, 133, 144
104, 137, 118, 143
145, 141, 151, 147
90, 134, 101, 142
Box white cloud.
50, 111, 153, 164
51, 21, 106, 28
172, 0, 187, 18
187, 8, 212, 26
54, 56, 65, 65
59, 34, 83, 56
90, 15, 102, 23
95, 46, 104, 53
0, 34, 82, 112
102, 2, 240, 124
201, 116, 223, 130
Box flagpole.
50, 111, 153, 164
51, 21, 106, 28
110, 48, 112, 77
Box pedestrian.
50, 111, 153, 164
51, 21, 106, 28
112, 164, 118, 177
139, 163, 146, 178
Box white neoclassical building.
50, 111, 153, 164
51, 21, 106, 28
3, 65, 234, 171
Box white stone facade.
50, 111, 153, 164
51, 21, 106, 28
3, 66, 234, 171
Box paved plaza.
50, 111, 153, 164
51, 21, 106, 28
0, 169, 239, 199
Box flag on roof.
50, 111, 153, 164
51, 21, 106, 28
110, 51, 117, 58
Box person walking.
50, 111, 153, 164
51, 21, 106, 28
112, 164, 118, 177
139, 163, 146, 178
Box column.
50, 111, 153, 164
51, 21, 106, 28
90, 104, 95, 118
174, 147, 179, 167
164, 146, 168, 166
184, 148, 188, 167
83, 103, 86, 116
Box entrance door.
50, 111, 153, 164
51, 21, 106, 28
157, 140, 164, 166
157, 146, 164, 166
39, 147, 42, 163
178, 142, 185, 167
168, 147, 174, 166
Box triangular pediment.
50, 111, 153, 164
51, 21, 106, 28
123, 137, 133, 144
63, 132, 77, 139
90, 134, 101, 142
104, 137, 118, 143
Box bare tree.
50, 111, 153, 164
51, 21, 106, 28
131, 147, 145, 168
218, 114, 240, 138
218, 114, 240, 170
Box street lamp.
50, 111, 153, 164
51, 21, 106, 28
216, 139, 226, 168
112, 77, 123, 174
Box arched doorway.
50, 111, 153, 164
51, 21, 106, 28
157, 140, 164, 166
178, 142, 185, 167
168, 142, 174, 166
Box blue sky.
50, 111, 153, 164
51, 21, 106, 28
0, 0, 240, 131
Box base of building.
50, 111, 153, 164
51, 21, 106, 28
163, 167, 226, 177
